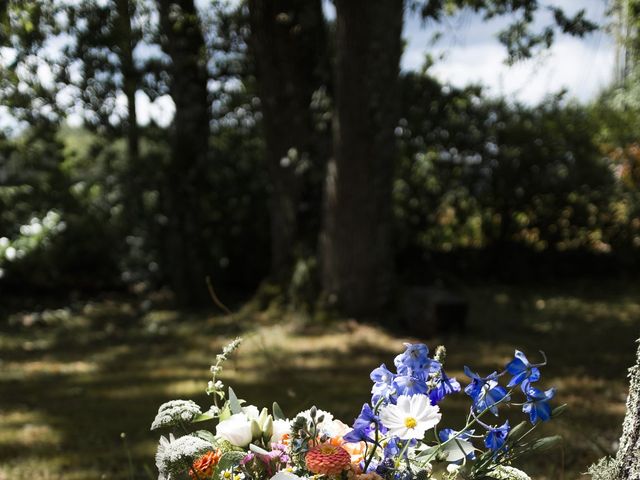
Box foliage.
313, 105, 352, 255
413, 0, 597, 63
0, 0, 638, 294
395, 73, 640, 279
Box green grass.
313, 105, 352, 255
1, 280, 639, 479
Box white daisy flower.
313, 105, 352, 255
379, 394, 441, 440
220, 468, 234, 480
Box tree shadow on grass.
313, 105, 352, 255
1, 280, 639, 479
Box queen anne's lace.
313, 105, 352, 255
151, 400, 202, 431
489, 466, 532, 480
155, 433, 212, 479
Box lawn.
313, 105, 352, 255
1, 280, 639, 479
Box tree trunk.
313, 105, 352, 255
157, 0, 210, 305
590, 338, 640, 479
247, 0, 325, 282
115, 0, 142, 229
320, 0, 403, 317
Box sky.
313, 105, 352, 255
1, 0, 617, 130
400, 0, 615, 104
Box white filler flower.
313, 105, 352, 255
216, 413, 253, 446
489, 466, 532, 480
155, 434, 211, 480
379, 394, 441, 440
151, 400, 202, 431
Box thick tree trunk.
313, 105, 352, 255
320, 0, 403, 317
157, 0, 210, 305
248, 0, 325, 282
590, 338, 640, 479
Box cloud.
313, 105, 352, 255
414, 35, 615, 104
402, 1, 616, 104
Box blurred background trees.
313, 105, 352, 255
1, 0, 639, 316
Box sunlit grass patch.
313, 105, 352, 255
0, 280, 638, 479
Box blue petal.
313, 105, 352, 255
536, 402, 552, 422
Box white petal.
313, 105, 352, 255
442, 439, 475, 462
416, 404, 441, 422
270, 472, 304, 480
409, 394, 429, 415
396, 395, 411, 411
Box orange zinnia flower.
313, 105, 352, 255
190, 449, 222, 479
306, 443, 352, 476
329, 436, 367, 465
328, 420, 367, 465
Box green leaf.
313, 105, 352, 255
551, 404, 568, 418
505, 421, 529, 443
272, 402, 285, 420
529, 435, 562, 453
213, 438, 243, 453
228, 387, 243, 414
193, 430, 217, 444
193, 412, 215, 423
213, 451, 246, 480
415, 445, 437, 459
249, 443, 270, 455
218, 403, 232, 421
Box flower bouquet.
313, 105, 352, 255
151, 339, 563, 480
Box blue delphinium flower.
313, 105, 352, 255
371, 364, 397, 404
505, 350, 541, 388
344, 403, 383, 443
371, 364, 396, 385
384, 437, 400, 458
352, 403, 379, 430
384, 438, 414, 459
484, 421, 510, 451
429, 369, 461, 405
464, 367, 510, 415
394, 343, 440, 376
375, 458, 394, 476
393, 374, 429, 396
388, 343, 444, 398
522, 382, 556, 423
343, 425, 373, 444
394, 344, 430, 370
367, 458, 396, 477
439, 428, 473, 443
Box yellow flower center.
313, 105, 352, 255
319, 444, 338, 455
404, 416, 418, 428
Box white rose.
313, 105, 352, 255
270, 418, 292, 444
243, 405, 260, 420
216, 413, 253, 447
